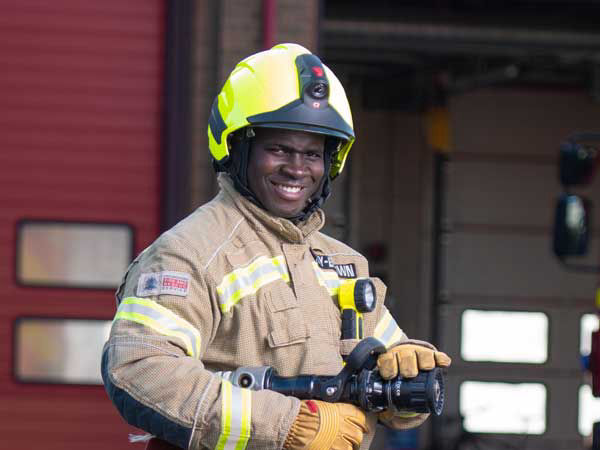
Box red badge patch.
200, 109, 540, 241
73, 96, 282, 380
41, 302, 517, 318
137, 271, 191, 297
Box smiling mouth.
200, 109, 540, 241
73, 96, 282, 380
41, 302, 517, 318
271, 181, 305, 197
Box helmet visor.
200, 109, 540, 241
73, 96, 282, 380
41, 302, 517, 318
247, 98, 354, 143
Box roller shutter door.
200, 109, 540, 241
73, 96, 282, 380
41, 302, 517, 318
0, 1, 165, 448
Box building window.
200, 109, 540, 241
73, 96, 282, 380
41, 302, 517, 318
14, 318, 111, 385
581, 313, 598, 356
16, 220, 133, 289
461, 309, 548, 363
579, 384, 600, 436
460, 381, 546, 434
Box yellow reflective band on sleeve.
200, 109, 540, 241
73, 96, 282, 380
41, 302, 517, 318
114, 297, 201, 359
217, 255, 290, 313
216, 379, 251, 450
312, 262, 342, 297
374, 309, 404, 349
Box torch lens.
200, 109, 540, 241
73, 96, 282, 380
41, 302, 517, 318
355, 279, 376, 312
363, 282, 374, 309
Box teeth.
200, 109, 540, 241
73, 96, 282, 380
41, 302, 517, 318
277, 184, 302, 193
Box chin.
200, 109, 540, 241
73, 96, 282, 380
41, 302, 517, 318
270, 205, 304, 218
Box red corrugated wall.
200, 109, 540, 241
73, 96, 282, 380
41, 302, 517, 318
0, 1, 165, 448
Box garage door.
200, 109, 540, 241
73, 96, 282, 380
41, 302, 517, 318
0, 1, 165, 448
439, 88, 600, 450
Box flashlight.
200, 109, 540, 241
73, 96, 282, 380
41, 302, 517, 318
338, 278, 376, 339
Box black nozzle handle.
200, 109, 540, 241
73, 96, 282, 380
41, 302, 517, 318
266, 374, 333, 400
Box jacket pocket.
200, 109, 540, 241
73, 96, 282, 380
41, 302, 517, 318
264, 290, 310, 348
268, 324, 310, 348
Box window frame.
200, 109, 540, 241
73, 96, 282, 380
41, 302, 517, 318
15, 218, 135, 290
459, 379, 549, 435
460, 308, 550, 364
12, 316, 112, 386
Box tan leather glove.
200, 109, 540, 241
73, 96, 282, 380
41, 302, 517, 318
378, 408, 429, 431
283, 400, 368, 450
377, 341, 451, 379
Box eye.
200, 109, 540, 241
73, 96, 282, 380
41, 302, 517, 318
307, 151, 322, 159
267, 145, 285, 154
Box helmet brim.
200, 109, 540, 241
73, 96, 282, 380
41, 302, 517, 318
247, 99, 354, 143
249, 121, 352, 142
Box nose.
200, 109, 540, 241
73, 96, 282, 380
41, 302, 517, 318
281, 152, 308, 178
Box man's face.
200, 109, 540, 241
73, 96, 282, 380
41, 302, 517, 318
247, 128, 326, 218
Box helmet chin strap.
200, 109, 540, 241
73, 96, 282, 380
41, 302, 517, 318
222, 130, 336, 224
293, 139, 335, 223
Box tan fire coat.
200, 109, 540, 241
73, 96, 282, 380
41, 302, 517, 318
101, 174, 425, 450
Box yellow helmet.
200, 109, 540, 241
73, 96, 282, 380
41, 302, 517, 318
208, 43, 355, 179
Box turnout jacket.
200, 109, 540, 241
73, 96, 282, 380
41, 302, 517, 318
102, 174, 422, 450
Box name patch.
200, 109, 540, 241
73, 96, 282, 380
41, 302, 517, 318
334, 263, 356, 278
311, 250, 357, 279
137, 271, 191, 297
313, 254, 335, 270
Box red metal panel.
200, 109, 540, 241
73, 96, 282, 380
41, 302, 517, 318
0, 1, 165, 448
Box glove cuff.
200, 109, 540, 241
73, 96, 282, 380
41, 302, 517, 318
283, 401, 321, 450
283, 401, 368, 450
311, 401, 341, 448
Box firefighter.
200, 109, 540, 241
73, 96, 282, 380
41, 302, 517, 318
101, 43, 451, 450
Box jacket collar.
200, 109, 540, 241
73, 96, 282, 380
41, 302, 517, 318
218, 173, 325, 243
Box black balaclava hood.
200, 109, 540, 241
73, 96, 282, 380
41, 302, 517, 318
214, 128, 337, 223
